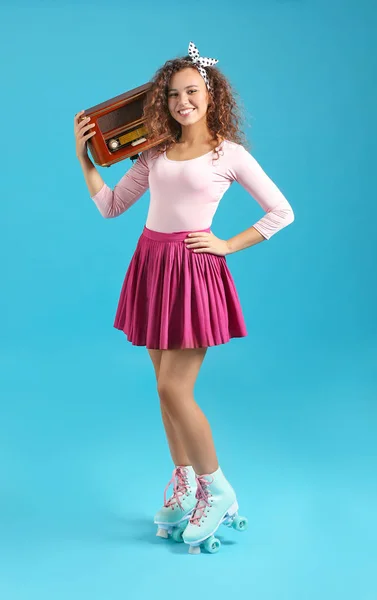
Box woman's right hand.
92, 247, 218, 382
74, 110, 96, 160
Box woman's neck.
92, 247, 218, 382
177, 131, 219, 147
178, 122, 216, 146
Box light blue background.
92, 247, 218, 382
1, 0, 376, 598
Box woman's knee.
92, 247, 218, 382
157, 378, 184, 401
157, 378, 191, 415
156, 347, 207, 412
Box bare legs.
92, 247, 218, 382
147, 348, 218, 476
148, 349, 190, 466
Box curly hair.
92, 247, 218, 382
142, 54, 251, 161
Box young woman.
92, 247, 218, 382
74, 41, 294, 554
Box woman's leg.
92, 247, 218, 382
158, 348, 218, 476
147, 349, 191, 467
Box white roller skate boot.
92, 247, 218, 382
154, 465, 198, 542
182, 466, 248, 554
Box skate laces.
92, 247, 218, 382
189, 474, 214, 526
164, 466, 190, 511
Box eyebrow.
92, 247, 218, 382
168, 85, 199, 92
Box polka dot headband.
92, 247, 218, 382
187, 41, 219, 91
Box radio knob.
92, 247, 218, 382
108, 138, 120, 150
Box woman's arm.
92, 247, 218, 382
78, 154, 106, 197
79, 151, 150, 219
226, 225, 265, 254
227, 145, 295, 241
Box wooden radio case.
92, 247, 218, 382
80, 83, 170, 167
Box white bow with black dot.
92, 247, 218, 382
187, 41, 218, 91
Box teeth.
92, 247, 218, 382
179, 109, 194, 115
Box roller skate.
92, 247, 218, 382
154, 465, 198, 542
182, 466, 248, 554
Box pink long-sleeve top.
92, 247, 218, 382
90, 139, 294, 240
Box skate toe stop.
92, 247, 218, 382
156, 528, 169, 538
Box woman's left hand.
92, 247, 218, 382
184, 232, 231, 256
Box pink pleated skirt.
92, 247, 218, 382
113, 226, 248, 350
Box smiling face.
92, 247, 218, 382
167, 67, 210, 127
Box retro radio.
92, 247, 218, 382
80, 83, 170, 167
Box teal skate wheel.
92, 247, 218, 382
203, 536, 221, 554
232, 515, 248, 531
171, 522, 187, 543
